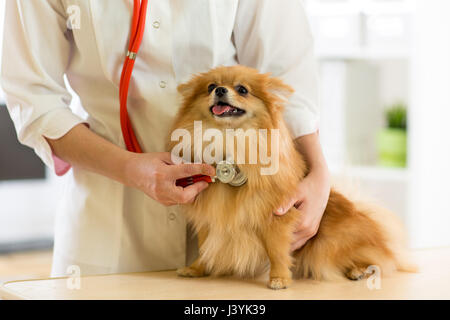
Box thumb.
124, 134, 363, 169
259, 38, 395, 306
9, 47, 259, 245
176, 181, 210, 203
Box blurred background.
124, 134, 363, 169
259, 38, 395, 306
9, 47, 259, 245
1, 0, 450, 282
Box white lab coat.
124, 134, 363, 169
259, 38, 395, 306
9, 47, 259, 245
1, 0, 319, 276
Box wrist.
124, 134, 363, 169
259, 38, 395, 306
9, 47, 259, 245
119, 150, 141, 188
294, 133, 329, 174
308, 156, 329, 175
309, 162, 330, 184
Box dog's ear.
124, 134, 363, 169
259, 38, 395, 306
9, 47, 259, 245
177, 74, 207, 100
266, 76, 294, 103
177, 81, 195, 98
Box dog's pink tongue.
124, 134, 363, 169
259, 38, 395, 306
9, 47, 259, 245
212, 105, 232, 115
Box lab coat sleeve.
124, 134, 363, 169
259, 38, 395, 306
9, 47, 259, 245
1, 0, 85, 175
233, 0, 320, 138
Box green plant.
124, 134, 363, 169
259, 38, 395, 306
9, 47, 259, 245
385, 103, 407, 130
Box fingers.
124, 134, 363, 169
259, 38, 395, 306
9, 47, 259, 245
290, 235, 310, 252
274, 197, 301, 215
169, 163, 216, 179
290, 216, 319, 251
149, 159, 214, 206
168, 152, 184, 165
181, 181, 210, 203
274, 182, 306, 215
169, 181, 209, 205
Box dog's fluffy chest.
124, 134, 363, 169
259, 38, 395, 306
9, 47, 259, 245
199, 226, 268, 277
185, 183, 272, 276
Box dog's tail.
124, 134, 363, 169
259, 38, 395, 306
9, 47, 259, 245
394, 252, 419, 273
353, 199, 419, 274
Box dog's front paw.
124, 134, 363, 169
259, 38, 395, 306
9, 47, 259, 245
176, 266, 206, 278
267, 277, 291, 290
345, 267, 367, 281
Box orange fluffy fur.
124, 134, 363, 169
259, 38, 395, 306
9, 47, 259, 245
167, 66, 416, 289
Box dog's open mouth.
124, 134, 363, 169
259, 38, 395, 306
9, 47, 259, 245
210, 101, 246, 117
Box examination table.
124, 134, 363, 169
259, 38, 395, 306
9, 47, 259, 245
1, 248, 449, 300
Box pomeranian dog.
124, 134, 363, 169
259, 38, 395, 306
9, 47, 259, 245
168, 65, 415, 289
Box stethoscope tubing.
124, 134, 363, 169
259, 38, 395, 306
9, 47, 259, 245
119, 0, 148, 153
119, 0, 215, 187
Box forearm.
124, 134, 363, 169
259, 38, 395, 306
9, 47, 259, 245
46, 123, 215, 205
46, 123, 133, 185
294, 132, 329, 175
282, 132, 330, 250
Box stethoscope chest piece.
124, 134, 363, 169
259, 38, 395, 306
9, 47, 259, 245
215, 160, 247, 187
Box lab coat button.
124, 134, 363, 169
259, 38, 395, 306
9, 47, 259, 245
153, 21, 160, 29
169, 212, 176, 221
159, 81, 167, 88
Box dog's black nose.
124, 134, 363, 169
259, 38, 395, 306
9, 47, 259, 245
215, 87, 228, 98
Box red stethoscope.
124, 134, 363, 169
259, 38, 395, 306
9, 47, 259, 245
119, 0, 212, 187
120, 1, 247, 188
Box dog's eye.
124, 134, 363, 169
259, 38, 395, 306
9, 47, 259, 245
208, 84, 217, 94
236, 85, 248, 95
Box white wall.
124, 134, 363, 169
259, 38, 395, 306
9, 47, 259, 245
409, 0, 450, 247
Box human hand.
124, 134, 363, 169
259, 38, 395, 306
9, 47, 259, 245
274, 166, 331, 252
124, 152, 216, 206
